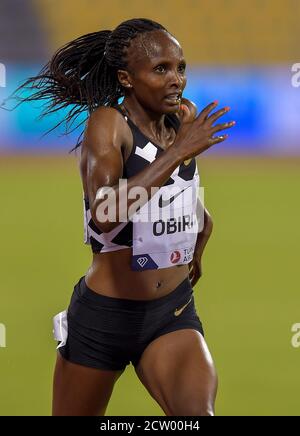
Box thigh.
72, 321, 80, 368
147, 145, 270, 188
52, 352, 124, 416
135, 329, 218, 416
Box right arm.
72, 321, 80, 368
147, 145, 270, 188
85, 107, 183, 233
85, 103, 234, 233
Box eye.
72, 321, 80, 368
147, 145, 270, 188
178, 63, 186, 74
154, 65, 166, 73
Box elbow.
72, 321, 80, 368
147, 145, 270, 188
90, 203, 119, 234
96, 221, 117, 234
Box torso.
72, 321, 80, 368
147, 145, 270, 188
80, 106, 189, 300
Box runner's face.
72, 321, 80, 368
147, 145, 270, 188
123, 30, 187, 114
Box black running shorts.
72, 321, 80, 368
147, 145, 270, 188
58, 276, 204, 371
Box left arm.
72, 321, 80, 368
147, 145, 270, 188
189, 207, 213, 287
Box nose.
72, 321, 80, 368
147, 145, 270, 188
169, 69, 183, 89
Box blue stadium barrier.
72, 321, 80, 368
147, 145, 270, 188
0, 65, 299, 153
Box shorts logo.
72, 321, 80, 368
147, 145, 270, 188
170, 250, 181, 264
174, 297, 192, 316
137, 257, 148, 268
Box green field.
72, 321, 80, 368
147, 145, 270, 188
0, 155, 299, 416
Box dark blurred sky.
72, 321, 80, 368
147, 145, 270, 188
0, 0, 49, 63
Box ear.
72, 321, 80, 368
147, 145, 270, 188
117, 70, 133, 89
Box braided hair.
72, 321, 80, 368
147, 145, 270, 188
2, 18, 167, 153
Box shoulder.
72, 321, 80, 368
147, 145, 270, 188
80, 105, 133, 174
88, 105, 122, 121
86, 106, 131, 140
83, 106, 132, 154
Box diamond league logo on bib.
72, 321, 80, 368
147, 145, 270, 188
137, 256, 148, 268
170, 250, 181, 264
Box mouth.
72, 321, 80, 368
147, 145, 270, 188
164, 92, 182, 104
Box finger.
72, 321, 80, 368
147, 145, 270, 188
206, 106, 230, 127
198, 262, 203, 277
191, 270, 200, 287
193, 261, 200, 277
190, 262, 200, 286
189, 262, 195, 275
190, 272, 195, 285
189, 260, 194, 269
197, 100, 218, 124
212, 121, 236, 134
190, 272, 196, 286
179, 104, 191, 123
207, 134, 229, 148
193, 269, 201, 286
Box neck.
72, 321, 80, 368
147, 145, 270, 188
121, 96, 167, 141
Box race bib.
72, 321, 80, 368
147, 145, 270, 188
131, 173, 201, 271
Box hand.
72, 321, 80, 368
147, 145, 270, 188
189, 255, 202, 287
174, 101, 236, 160
188, 208, 213, 287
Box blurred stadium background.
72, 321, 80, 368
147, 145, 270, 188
0, 0, 299, 416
